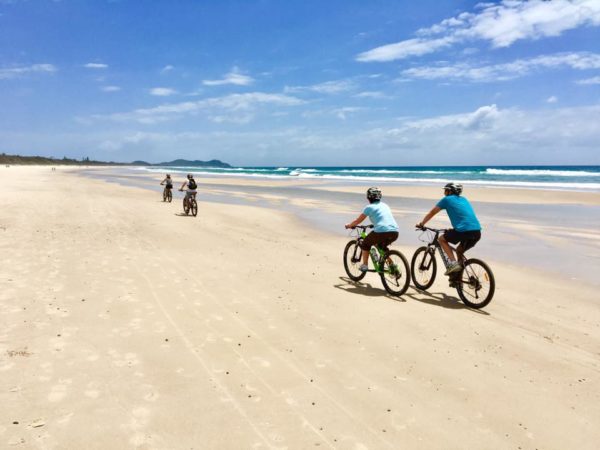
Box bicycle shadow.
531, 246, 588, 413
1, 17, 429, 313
174, 213, 195, 217
333, 277, 406, 302
406, 287, 490, 315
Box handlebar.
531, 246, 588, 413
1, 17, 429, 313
415, 225, 447, 233
349, 224, 374, 230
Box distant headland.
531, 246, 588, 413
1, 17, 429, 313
0, 153, 231, 168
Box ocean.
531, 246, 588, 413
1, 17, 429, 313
140, 165, 600, 191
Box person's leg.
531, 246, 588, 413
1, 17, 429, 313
441, 230, 463, 275
359, 232, 378, 271
439, 234, 456, 262
361, 250, 369, 265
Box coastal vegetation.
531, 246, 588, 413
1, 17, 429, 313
0, 153, 231, 168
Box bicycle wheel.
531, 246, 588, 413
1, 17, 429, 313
163, 190, 167, 202
191, 199, 198, 217
380, 250, 410, 296
167, 190, 172, 202
343, 240, 366, 282
410, 246, 437, 291
456, 258, 495, 309
183, 198, 190, 215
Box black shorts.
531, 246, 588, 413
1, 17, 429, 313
444, 229, 481, 252
165, 184, 173, 189
360, 231, 399, 251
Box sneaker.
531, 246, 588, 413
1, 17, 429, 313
444, 262, 462, 276
359, 264, 368, 272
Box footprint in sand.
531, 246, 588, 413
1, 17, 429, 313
125, 407, 151, 446
84, 390, 100, 399
251, 357, 272, 368
48, 379, 72, 402
0, 362, 15, 372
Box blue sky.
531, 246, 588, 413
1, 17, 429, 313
1, 0, 600, 166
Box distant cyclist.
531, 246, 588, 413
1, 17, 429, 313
345, 187, 399, 272
160, 174, 173, 195
416, 182, 481, 275
179, 173, 198, 201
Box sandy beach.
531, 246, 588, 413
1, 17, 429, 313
1, 166, 599, 449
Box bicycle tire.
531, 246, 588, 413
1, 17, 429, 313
167, 190, 172, 202
191, 199, 198, 217
410, 246, 437, 291
456, 258, 495, 309
183, 198, 190, 215
380, 250, 410, 296
343, 240, 366, 282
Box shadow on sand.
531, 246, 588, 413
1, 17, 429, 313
333, 277, 406, 303
334, 277, 490, 315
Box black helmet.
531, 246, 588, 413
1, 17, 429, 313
366, 187, 382, 202
166, 174, 171, 177
444, 182, 463, 195
187, 173, 193, 179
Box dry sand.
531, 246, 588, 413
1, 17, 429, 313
1, 166, 599, 449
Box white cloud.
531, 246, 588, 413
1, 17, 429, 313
546, 96, 558, 103
358, 0, 600, 62
401, 52, 600, 82
303, 106, 365, 120
0, 63, 57, 79
404, 104, 500, 131
285, 79, 356, 94
161, 65, 174, 73
6, 104, 600, 165
84, 63, 108, 69
357, 37, 455, 62
150, 87, 177, 96
354, 91, 387, 99
93, 92, 305, 124
203, 67, 254, 86
576, 75, 600, 85
102, 86, 121, 92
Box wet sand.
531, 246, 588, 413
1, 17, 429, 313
1, 165, 599, 449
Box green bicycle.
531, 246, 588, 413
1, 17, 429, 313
343, 225, 411, 296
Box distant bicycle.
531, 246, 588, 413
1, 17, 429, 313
179, 190, 198, 217
163, 186, 173, 202
412, 226, 495, 309
343, 225, 410, 296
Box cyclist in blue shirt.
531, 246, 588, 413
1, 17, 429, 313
416, 182, 481, 275
345, 187, 399, 272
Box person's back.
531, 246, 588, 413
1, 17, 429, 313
363, 201, 398, 233
345, 187, 399, 272
416, 182, 482, 276
161, 174, 173, 188
436, 195, 480, 232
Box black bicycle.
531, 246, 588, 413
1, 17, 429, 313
162, 185, 173, 202
411, 226, 495, 309
343, 225, 410, 296
179, 190, 198, 217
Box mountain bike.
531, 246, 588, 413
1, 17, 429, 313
179, 190, 198, 217
411, 226, 495, 309
162, 186, 173, 202
343, 225, 410, 296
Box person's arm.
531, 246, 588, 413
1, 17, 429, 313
416, 206, 442, 228
180, 181, 187, 190
160, 178, 165, 185
345, 213, 367, 229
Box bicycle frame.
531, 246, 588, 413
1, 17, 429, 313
418, 228, 462, 272
356, 228, 387, 273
